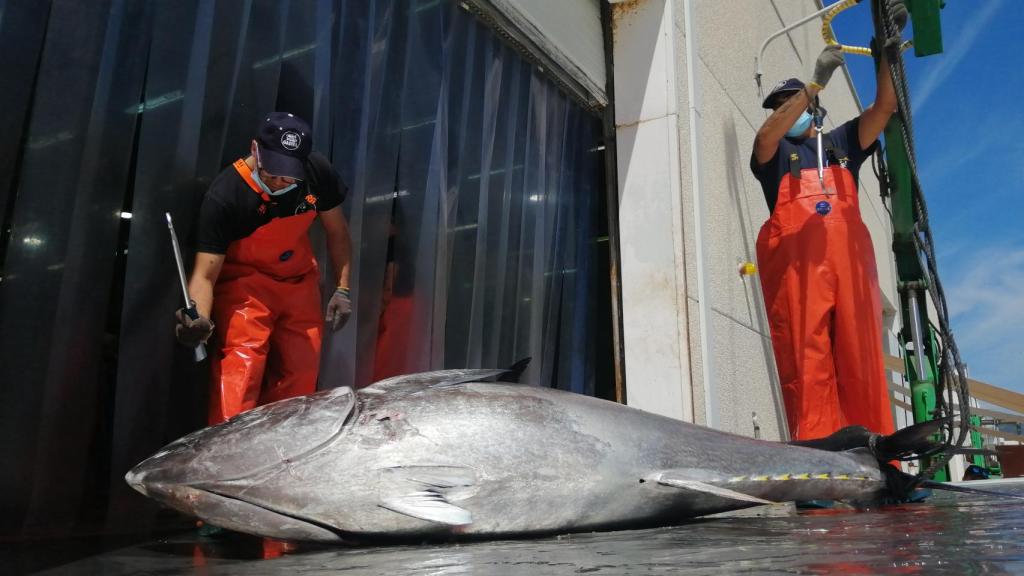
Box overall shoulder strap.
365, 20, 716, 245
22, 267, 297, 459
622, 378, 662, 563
302, 155, 322, 201
233, 159, 271, 201
232, 159, 279, 218
823, 133, 848, 167
788, 152, 801, 179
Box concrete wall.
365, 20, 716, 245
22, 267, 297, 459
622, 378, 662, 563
613, 0, 902, 440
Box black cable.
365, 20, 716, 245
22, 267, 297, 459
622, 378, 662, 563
871, 145, 894, 220
875, 0, 972, 480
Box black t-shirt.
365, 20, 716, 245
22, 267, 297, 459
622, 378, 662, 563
196, 151, 347, 254
750, 117, 878, 213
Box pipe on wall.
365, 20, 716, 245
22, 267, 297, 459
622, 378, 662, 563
681, 0, 718, 429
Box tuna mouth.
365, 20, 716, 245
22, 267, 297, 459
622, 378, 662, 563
125, 471, 344, 543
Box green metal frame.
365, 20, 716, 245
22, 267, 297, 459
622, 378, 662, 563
908, 0, 945, 57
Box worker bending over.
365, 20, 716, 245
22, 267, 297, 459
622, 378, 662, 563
750, 1, 907, 440
175, 112, 353, 424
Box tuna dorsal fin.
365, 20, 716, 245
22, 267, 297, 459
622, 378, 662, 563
365, 362, 531, 394
377, 465, 477, 526
647, 470, 775, 505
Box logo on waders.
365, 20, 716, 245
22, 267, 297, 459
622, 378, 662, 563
815, 201, 832, 216
279, 250, 294, 261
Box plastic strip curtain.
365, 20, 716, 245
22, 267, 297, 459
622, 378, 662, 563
0, 0, 603, 539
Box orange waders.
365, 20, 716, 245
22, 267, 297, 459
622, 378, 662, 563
208, 160, 323, 424
756, 163, 895, 441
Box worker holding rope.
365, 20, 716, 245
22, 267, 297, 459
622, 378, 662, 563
750, 0, 907, 441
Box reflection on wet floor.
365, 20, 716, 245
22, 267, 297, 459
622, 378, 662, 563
8, 483, 1024, 575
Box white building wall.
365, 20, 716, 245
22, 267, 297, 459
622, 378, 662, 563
612, 0, 694, 422
614, 0, 902, 439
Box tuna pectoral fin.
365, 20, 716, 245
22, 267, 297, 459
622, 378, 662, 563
377, 465, 477, 526
650, 471, 775, 505
380, 491, 473, 526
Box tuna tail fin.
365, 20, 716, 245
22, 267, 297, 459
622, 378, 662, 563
881, 463, 924, 499
789, 418, 952, 462
873, 416, 952, 460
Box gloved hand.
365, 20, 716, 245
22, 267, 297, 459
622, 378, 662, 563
881, 0, 909, 53
887, 0, 908, 33
811, 45, 844, 88
325, 288, 352, 331
175, 305, 214, 347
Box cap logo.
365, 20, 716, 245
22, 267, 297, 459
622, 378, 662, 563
281, 131, 302, 151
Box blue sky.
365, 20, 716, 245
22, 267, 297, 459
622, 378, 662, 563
829, 0, 1024, 395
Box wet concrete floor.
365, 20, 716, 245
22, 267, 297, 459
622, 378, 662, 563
8, 480, 1024, 575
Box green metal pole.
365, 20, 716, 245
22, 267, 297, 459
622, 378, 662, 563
907, 0, 945, 57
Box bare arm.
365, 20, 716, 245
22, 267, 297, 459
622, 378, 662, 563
753, 83, 821, 165
857, 48, 898, 151
319, 206, 352, 291
187, 252, 225, 319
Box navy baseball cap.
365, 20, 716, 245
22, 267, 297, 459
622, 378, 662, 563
255, 112, 312, 180
762, 78, 805, 109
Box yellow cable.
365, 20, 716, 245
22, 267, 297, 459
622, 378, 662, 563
820, 0, 913, 58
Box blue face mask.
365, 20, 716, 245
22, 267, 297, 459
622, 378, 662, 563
252, 168, 298, 197
786, 110, 813, 138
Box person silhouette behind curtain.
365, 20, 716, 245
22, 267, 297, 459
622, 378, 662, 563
373, 221, 418, 382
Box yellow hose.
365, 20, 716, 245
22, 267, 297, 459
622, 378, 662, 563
822, 0, 873, 56
821, 0, 912, 56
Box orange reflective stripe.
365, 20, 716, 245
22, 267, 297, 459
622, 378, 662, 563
232, 159, 271, 203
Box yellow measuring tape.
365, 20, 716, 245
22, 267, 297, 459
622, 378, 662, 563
822, 0, 911, 56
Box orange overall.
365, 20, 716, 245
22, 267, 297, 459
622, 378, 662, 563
208, 160, 322, 424
756, 163, 895, 441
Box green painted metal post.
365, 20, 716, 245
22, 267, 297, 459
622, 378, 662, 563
968, 415, 985, 468
907, 0, 945, 56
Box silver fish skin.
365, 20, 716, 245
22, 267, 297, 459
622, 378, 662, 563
125, 369, 887, 542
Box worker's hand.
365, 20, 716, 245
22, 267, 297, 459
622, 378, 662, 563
811, 45, 844, 88
175, 305, 214, 347
887, 0, 908, 33
881, 0, 909, 53
325, 288, 352, 331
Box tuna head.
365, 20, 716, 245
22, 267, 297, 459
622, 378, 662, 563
125, 386, 357, 542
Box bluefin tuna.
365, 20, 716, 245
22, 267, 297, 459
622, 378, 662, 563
125, 367, 951, 542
